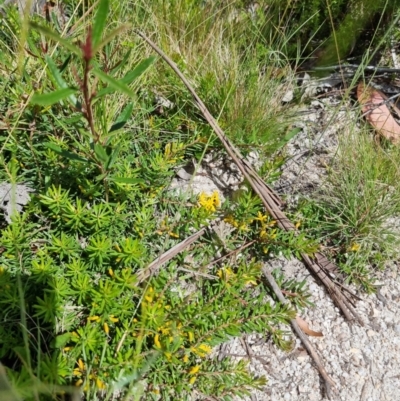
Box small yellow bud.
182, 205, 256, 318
188, 365, 200, 375
154, 334, 161, 349
103, 323, 109, 335
77, 359, 85, 371
96, 378, 106, 390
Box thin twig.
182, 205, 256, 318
135, 29, 363, 325
261, 265, 336, 399
313, 64, 400, 73
137, 219, 219, 283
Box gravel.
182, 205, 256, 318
227, 257, 400, 401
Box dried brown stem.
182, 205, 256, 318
137, 220, 219, 283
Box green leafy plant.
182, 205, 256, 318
0, 1, 309, 400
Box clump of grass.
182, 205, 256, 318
297, 125, 400, 291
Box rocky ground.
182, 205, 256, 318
232, 257, 400, 401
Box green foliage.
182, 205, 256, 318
294, 130, 400, 291
0, 1, 311, 400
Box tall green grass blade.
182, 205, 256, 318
109, 102, 133, 133
0, 363, 21, 401
106, 144, 121, 169
93, 68, 136, 98
111, 49, 131, 73
92, 0, 109, 49
95, 25, 130, 53
45, 56, 78, 107
31, 88, 78, 106
45, 142, 87, 163
94, 143, 109, 164
96, 56, 156, 98
29, 22, 81, 56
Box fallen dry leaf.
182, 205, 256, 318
357, 82, 400, 144
296, 316, 323, 337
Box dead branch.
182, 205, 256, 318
261, 265, 336, 399
137, 223, 213, 283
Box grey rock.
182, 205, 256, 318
0, 183, 34, 224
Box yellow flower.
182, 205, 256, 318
188, 365, 200, 375
198, 191, 220, 212
183, 354, 189, 363
96, 378, 106, 390
217, 267, 235, 282
211, 191, 220, 208
154, 334, 162, 349
238, 222, 249, 231
168, 231, 179, 238
189, 376, 197, 385
108, 268, 114, 277
109, 315, 119, 323
75, 379, 83, 386
160, 326, 170, 335
87, 316, 101, 322
295, 221, 301, 229
255, 211, 268, 224
191, 344, 211, 357
350, 243, 361, 252
244, 276, 258, 286
73, 359, 85, 377
197, 344, 212, 355
224, 214, 239, 228
103, 323, 109, 335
